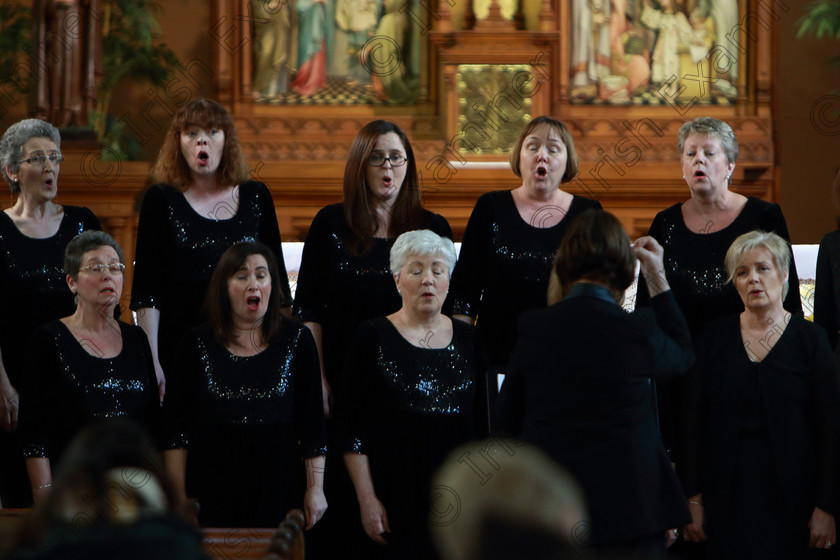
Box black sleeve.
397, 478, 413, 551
586, 197, 604, 211
18, 327, 59, 459
645, 290, 695, 379
253, 183, 292, 307
428, 212, 453, 240
136, 327, 163, 449
811, 325, 840, 515
80, 206, 102, 231
293, 206, 333, 323
448, 194, 493, 318
759, 203, 802, 315
336, 322, 378, 455
815, 235, 838, 350
471, 328, 491, 438
293, 324, 327, 458
130, 185, 169, 311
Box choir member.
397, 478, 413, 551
447, 115, 601, 412
131, 98, 290, 402
635, 117, 801, 494
163, 241, 326, 528
813, 169, 840, 352
19, 231, 159, 505
340, 230, 488, 560
293, 120, 451, 558
681, 231, 840, 558
0, 119, 101, 507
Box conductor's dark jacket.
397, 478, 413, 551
500, 283, 694, 545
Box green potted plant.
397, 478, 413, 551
0, 0, 32, 112
798, 0, 840, 40
90, 0, 181, 160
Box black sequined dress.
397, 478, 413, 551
0, 206, 100, 507
338, 317, 488, 560
0, 207, 100, 389
163, 320, 327, 528
130, 182, 291, 375
19, 321, 160, 464
448, 190, 602, 370
636, 198, 802, 336
293, 203, 453, 394
294, 204, 451, 558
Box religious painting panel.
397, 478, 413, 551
249, 0, 433, 105
569, 0, 743, 105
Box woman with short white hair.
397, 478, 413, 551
339, 229, 488, 560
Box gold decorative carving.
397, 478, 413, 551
456, 64, 533, 154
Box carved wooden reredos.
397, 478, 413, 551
209, 0, 778, 240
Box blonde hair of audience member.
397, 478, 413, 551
431, 438, 588, 560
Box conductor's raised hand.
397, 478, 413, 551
633, 236, 670, 297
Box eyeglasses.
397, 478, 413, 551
19, 153, 64, 167
81, 263, 126, 275
367, 153, 407, 167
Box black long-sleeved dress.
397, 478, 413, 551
163, 320, 327, 528
0, 206, 100, 507
130, 182, 291, 374
680, 315, 840, 559
19, 320, 160, 465
338, 317, 488, 560
293, 203, 453, 394
814, 229, 840, 352
447, 190, 602, 370
636, 197, 802, 461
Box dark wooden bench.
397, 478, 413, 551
0, 506, 305, 559
202, 509, 305, 560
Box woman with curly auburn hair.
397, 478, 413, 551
131, 99, 290, 403
148, 98, 249, 190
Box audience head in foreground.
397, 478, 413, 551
431, 438, 589, 560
